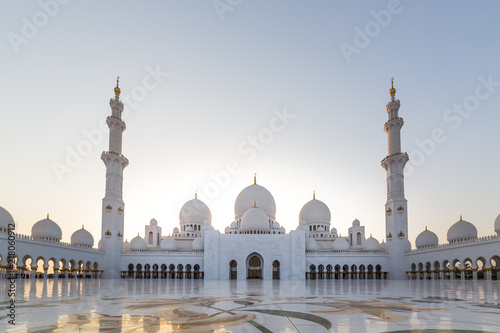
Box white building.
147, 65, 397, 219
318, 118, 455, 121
1, 79, 499, 281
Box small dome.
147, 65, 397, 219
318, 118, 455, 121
180, 198, 212, 224
299, 199, 331, 225
230, 221, 238, 229
225, 226, 230, 233
272, 221, 280, 229
123, 239, 130, 251
305, 237, 317, 251
363, 236, 380, 251
280, 226, 285, 234
173, 227, 179, 233
150, 218, 157, 226
240, 207, 270, 232
32, 216, 62, 241
495, 214, 500, 234
332, 237, 349, 251
130, 235, 147, 251
192, 237, 204, 251
235, 184, 276, 220
380, 240, 386, 251
0, 206, 14, 230
161, 236, 177, 250
330, 227, 338, 236
447, 217, 478, 242
98, 239, 102, 251
71, 226, 94, 247
415, 228, 439, 249
352, 219, 360, 227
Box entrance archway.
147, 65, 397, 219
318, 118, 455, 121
247, 255, 262, 279
272, 260, 280, 280
230, 260, 237, 280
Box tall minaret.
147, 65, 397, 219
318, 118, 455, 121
101, 77, 129, 278
381, 78, 409, 280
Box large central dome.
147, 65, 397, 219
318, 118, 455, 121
234, 183, 276, 220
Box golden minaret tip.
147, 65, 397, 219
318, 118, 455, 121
114, 76, 121, 96
389, 77, 396, 97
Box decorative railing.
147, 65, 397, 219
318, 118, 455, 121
124, 250, 204, 255
410, 234, 500, 252
381, 152, 408, 163
307, 250, 387, 255
101, 151, 129, 163
0, 232, 102, 252
384, 117, 403, 127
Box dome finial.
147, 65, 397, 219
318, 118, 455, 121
313, 191, 316, 200
253, 200, 257, 208
460, 215, 463, 221
195, 191, 197, 200
389, 77, 396, 99
82, 224, 84, 229
425, 226, 427, 231
254, 173, 257, 185
46, 213, 49, 219
114, 76, 121, 97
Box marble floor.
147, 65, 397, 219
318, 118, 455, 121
0, 279, 499, 332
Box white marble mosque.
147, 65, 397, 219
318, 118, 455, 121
1, 79, 500, 283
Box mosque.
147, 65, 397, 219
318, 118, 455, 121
1, 79, 499, 281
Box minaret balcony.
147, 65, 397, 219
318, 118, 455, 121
101, 151, 129, 163
106, 116, 126, 130
383, 117, 404, 132
381, 152, 408, 165
384, 116, 403, 126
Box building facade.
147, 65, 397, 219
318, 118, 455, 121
1, 79, 499, 281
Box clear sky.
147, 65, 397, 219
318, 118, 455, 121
1, 1, 500, 247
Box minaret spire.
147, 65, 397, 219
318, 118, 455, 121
381, 77, 409, 280
101, 77, 129, 278
389, 77, 396, 101
114, 76, 121, 99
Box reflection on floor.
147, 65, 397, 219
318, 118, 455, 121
1, 279, 499, 332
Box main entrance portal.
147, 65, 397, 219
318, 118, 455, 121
247, 256, 262, 279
